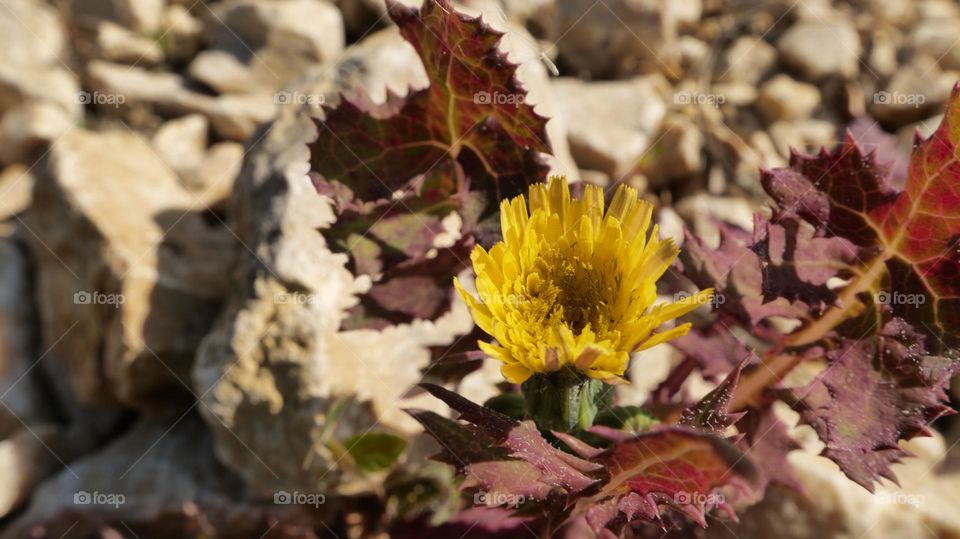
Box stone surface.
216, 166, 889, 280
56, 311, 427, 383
756, 74, 821, 122
768, 118, 837, 157
69, 0, 164, 32
0, 101, 74, 165
717, 36, 777, 84
0, 416, 273, 538
151, 114, 209, 176
777, 18, 862, 80
553, 75, 667, 178
24, 129, 236, 411
0, 0, 66, 67
86, 61, 277, 140
202, 0, 345, 91
869, 54, 954, 128
159, 5, 203, 63
88, 19, 163, 65
0, 166, 33, 221
183, 141, 244, 204
188, 50, 274, 95
644, 115, 704, 187
912, 18, 960, 71
0, 426, 61, 518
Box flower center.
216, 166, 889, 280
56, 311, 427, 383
547, 255, 608, 334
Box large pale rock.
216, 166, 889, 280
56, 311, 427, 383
151, 114, 209, 175
0, 101, 74, 165
0, 426, 61, 518
24, 129, 236, 410
0, 65, 80, 120
200, 0, 345, 92
193, 26, 480, 496
160, 4, 203, 62
0, 0, 66, 66
0, 417, 272, 538
870, 54, 954, 128
553, 76, 667, 178
85, 19, 163, 65
777, 18, 862, 80
188, 50, 275, 95
912, 18, 960, 71
86, 61, 276, 140
643, 115, 704, 187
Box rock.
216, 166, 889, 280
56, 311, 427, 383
644, 115, 704, 188
870, 54, 953, 128
0, 416, 274, 538
0, 426, 61, 518
553, 0, 664, 78
768, 118, 837, 157
192, 24, 490, 494
86, 61, 276, 140
69, 0, 164, 33
0, 166, 34, 221
675, 193, 757, 248
868, 28, 900, 78
88, 20, 163, 65
151, 114, 209, 175
911, 18, 960, 71
202, 0, 345, 91
24, 129, 236, 411
756, 74, 821, 122
0, 101, 74, 165
711, 81, 758, 107
553, 75, 667, 177
0, 0, 66, 66
777, 18, 862, 80
183, 142, 244, 204
0, 64, 80, 119
861, 0, 916, 26
159, 5, 202, 62
0, 236, 47, 430
188, 50, 274, 95
716, 36, 776, 84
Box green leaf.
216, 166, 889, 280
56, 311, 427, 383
344, 432, 408, 473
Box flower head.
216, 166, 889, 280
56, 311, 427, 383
455, 177, 712, 384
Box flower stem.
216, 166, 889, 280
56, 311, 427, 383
522, 369, 610, 433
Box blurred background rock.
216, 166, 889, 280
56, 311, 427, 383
1, 0, 959, 536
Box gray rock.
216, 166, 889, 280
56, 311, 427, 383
778, 18, 862, 80
643, 115, 704, 188
0, 416, 271, 538
24, 129, 236, 411
756, 74, 821, 122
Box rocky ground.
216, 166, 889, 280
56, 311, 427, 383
1, 0, 960, 537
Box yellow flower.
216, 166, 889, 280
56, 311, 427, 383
454, 176, 712, 384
